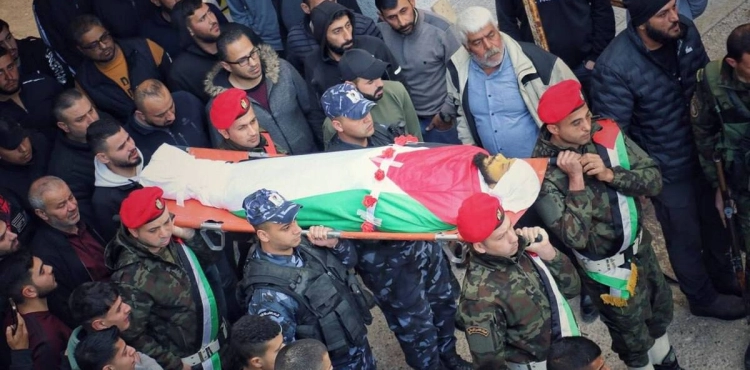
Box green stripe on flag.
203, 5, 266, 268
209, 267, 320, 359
183, 246, 222, 369
614, 133, 638, 244
232, 190, 453, 232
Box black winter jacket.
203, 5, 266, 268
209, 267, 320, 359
30, 222, 106, 328
47, 133, 97, 224
32, 0, 93, 70
0, 73, 63, 141
17, 37, 74, 88
0, 132, 50, 208
168, 43, 218, 103
92, 181, 142, 242
77, 38, 171, 122
590, 17, 709, 184
0, 187, 36, 246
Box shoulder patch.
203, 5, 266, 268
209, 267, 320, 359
259, 310, 281, 318
466, 326, 490, 337
690, 93, 701, 118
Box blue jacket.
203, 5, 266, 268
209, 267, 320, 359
590, 16, 709, 184
226, 0, 284, 51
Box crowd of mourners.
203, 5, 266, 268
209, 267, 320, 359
0, 0, 748, 369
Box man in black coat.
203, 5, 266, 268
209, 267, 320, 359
49, 89, 112, 225
29, 176, 108, 329
0, 117, 50, 208
0, 18, 74, 87
590, 0, 743, 320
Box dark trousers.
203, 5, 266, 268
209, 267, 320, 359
651, 177, 733, 305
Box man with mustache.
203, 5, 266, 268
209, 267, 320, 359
205, 24, 324, 154
445, 6, 576, 158
28, 176, 109, 329
87, 118, 145, 242
0, 117, 50, 209
321, 50, 422, 147
169, 0, 224, 103
376, 0, 461, 144
0, 250, 71, 370
71, 15, 172, 123
125, 79, 211, 165
304, 1, 404, 100
141, 0, 228, 58
590, 0, 744, 321
0, 45, 64, 141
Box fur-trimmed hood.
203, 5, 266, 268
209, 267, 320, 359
204, 43, 281, 98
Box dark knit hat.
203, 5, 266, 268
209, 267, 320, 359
625, 0, 670, 27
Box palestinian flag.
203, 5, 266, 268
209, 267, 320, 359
141, 143, 548, 233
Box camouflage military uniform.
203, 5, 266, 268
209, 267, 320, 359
356, 240, 462, 370
456, 243, 580, 367
533, 120, 673, 367
104, 226, 222, 370
237, 239, 376, 370
692, 59, 750, 251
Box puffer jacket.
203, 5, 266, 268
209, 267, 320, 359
590, 16, 708, 184
204, 44, 323, 154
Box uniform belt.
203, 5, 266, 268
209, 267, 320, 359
578, 229, 643, 273
507, 360, 547, 370
181, 320, 229, 366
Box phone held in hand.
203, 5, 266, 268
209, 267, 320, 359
9, 298, 18, 335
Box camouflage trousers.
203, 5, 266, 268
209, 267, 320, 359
332, 341, 377, 370
356, 240, 461, 370
581, 231, 674, 368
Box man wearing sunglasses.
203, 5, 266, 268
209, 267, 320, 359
205, 24, 324, 154
71, 15, 172, 122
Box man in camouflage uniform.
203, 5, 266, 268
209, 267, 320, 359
455, 192, 581, 369
105, 187, 226, 370
533, 80, 679, 370
690, 23, 750, 368
320, 84, 471, 370
236, 189, 376, 370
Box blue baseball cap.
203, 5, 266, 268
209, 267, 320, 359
320, 83, 376, 120
243, 189, 301, 226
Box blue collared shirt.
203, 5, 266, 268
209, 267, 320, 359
468, 49, 539, 158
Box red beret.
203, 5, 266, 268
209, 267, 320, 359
120, 187, 167, 229
456, 193, 505, 243
537, 80, 585, 125
0, 195, 9, 224
210, 88, 251, 130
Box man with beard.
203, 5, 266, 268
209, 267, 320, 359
0, 197, 22, 258
0, 117, 50, 207
87, 119, 144, 242
285, 0, 381, 76
141, 0, 228, 58
0, 250, 72, 370
304, 1, 404, 99
28, 176, 109, 328
0, 19, 73, 87
590, 0, 745, 321
322, 83, 391, 152
0, 46, 63, 141
49, 89, 110, 225
445, 7, 576, 157
105, 187, 226, 370
205, 24, 323, 154
376, 0, 461, 144
125, 79, 210, 164
169, 0, 223, 103
72, 15, 172, 123
322, 49, 421, 146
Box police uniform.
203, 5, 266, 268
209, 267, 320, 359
455, 193, 581, 369
236, 189, 376, 370
533, 80, 679, 370
320, 84, 470, 370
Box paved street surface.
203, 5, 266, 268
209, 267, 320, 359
3, 0, 749, 368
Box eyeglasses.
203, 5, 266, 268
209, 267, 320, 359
225, 48, 260, 67
81, 32, 113, 50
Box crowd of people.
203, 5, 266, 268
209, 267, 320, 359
0, 0, 747, 369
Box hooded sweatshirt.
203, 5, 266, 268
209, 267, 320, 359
65, 326, 163, 370
303, 1, 404, 99
91, 150, 144, 241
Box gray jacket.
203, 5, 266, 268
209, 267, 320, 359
204, 44, 324, 154
377, 9, 460, 116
